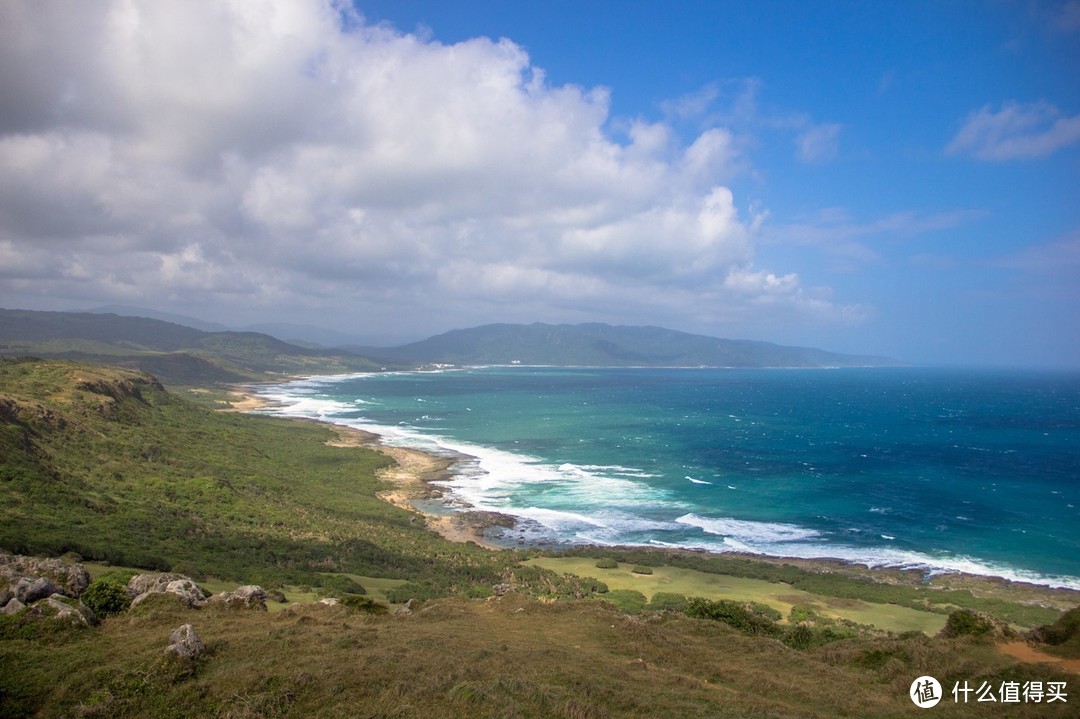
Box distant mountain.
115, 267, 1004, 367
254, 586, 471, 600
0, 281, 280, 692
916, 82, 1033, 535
87, 304, 231, 333
0, 308, 387, 383
88, 305, 372, 348
358, 322, 902, 368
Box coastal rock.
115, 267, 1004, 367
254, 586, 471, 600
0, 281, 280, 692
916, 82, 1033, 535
208, 585, 267, 611
128, 574, 207, 608
164, 623, 204, 659
0, 554, 91, 600
492, 583, 513, 597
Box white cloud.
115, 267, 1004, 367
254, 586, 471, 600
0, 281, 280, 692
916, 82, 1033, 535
946, 101, 1080, 161
0, 0, 850, 339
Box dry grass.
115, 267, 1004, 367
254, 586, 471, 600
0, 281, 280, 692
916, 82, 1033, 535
4, 594, 1073, 718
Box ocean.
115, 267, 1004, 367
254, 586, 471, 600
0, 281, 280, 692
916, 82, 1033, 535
256, 366, 1080, 589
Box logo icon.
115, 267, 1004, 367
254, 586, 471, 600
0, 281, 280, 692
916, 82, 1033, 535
910, 676, 943, 708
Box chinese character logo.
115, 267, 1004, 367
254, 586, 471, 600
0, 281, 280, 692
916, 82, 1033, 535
911, 675, 943, 708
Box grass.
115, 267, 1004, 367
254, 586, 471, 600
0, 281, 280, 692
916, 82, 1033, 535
526, 557, 948, 634
5, 593, 1075, 719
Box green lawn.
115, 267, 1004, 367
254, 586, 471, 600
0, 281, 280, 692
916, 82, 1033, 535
526, 557, 948, 634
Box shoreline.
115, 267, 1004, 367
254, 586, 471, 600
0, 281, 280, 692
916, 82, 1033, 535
223, 383, 1080, 609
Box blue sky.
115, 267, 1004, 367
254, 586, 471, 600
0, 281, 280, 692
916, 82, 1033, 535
1, 1, 1078, 365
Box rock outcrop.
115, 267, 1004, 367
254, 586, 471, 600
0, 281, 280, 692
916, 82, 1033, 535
0, 554, 93, 622
0, 554, 91, 602
208, 585, 267, 611
128, 573, 207, 608
24, 593, 95, 626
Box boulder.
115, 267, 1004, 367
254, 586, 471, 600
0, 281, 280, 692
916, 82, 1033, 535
128, 574, 207, 608
0, 597, 24, 615
394, 598, 418, 617
126, 572, 188, 598
0, 554, 91, 603
164, 623, 204, 659
25, 593, 94, 626
8, 576, 61, 605
208, 585, 267, 611
317, 597, 340, 607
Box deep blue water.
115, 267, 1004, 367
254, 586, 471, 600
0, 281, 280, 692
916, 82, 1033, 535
258, 367, 1080, 588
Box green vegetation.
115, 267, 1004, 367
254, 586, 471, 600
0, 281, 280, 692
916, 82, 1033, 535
80, 581, 131, 619
2, 357, 1077, 718
941, 609, 1002, 638
594, 558, 618, 569
551, 548, 1064, 628
1033, 606, 1080, 658
0, 309, 395, 384
526, 556, 951, 634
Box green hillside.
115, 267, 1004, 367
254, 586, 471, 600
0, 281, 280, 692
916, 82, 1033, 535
0, 308, 389, 383
361, 322, 902, 367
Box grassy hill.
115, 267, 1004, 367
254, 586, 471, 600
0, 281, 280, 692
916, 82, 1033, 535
1, 358, 1075, 718
358, 322, 902, 368
0, 308, 390, 384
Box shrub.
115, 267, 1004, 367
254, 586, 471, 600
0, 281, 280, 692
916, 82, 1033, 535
941, 609, 997, 638
319, 575, 366, 596
789, 604, 822, 624
604, 589, 648, 615
339, 595, 389, 615
782, 624, 855, 650
594, 558, 618, 569
648, 592, 687, 613
1030, 607, 1080, 658
81, 580, 131, 619
385, 582, 443, 604
630, 565, 653, 575
686, 598, 783, 637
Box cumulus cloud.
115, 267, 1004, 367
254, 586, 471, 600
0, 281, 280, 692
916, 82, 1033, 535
946, 101, 1080, 161
0, 0, 846, 339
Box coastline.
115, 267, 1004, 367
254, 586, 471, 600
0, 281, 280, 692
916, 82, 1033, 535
223, 386, 513, 549
223, 383, 1080, 611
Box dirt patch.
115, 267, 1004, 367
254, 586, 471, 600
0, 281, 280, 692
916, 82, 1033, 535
999, 641, 1080, 675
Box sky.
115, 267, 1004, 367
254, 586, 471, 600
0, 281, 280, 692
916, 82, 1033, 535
1, 1, 1078, 366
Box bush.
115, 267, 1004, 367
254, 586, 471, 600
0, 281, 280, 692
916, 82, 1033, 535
604, 589, 648, 614
941, 609, 997, 638
648, 592, 687, 613
80, 580, 131, 619
630, 566, 653, 575
594, 558, 618, 570
339, 595, 389, 615
686, 598, 783, 637
1028, 604, 1080, 656
385, 582, 443, 604
319, 574, 366, 596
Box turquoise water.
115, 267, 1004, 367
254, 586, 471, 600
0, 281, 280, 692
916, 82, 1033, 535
258, 367, 1080, 588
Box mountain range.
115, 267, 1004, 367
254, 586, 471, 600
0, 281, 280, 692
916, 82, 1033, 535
352, 322, 900, 368
0, 308, 901, 384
